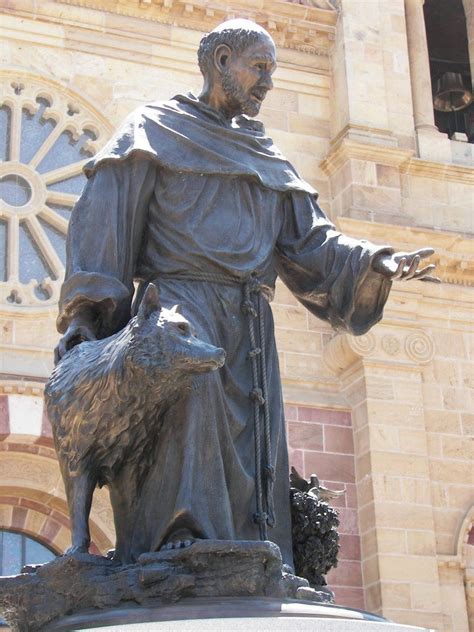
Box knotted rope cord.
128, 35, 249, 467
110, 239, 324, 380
243, 280, 266, 540
156, 270, 275, 540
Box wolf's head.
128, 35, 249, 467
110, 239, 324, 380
127, 284, 225, 379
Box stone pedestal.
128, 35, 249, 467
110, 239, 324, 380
48, 597, 432, 631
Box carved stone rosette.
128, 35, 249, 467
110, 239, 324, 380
0, 71, 111, 309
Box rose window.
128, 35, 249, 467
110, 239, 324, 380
0, 74, 110, 307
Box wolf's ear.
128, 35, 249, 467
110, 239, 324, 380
171, 304, 183, 315
137, 283, 161, 322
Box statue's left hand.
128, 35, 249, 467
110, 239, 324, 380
372, 248, 441, 283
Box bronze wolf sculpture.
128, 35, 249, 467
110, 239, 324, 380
45, 284, 225, 563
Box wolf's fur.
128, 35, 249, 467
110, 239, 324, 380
45, 284, 224, 561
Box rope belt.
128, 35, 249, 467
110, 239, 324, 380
156, 270, 275, 541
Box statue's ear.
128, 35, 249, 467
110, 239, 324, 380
214, 43, 232, 73
138, 283, 161, 322
171, 304, 183, 315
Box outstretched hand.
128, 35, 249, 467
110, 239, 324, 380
372, 248, 440, 284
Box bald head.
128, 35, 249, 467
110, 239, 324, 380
197, 19, 275, 77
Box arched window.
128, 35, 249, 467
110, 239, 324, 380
0, 528, 57, 575
0, 73, 110, 308
424, 0, 473, 141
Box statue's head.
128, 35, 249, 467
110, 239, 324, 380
197, 19, 276, 118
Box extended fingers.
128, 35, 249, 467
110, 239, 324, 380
392, 257, 407, 280
403, 254, 420, 280
414, 264, 441, 283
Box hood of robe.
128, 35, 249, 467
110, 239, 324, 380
84, 93, 317, 196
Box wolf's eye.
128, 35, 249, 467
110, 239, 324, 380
177, 322, 189, 335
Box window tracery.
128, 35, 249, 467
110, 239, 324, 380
0, 74, 110, 308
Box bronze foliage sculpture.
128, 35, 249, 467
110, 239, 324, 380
290, 467, 341, 587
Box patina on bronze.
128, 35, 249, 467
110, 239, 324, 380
53, 19, 438, 568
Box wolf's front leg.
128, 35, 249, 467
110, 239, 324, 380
61, 465, 96, 554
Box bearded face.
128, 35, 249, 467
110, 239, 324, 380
221, 67, 261, 117
216, 35, 276, 119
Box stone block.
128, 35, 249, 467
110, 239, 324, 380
417, 130, 452, 163
411, 582, 440, 612
356, 475, 374, 509
271, 305, 307, 331
360, 529, 377, 560
376, 528, 407, 555
376, 164, 400, 188
297, 408, 351, 426
338, 534, 361, 561
364, 377, 394, 401
441, 386, 470, 412
399, 479, 432, 505
351, 184, 402, 214
285, 353, 323, 380
297, 94, 331, 120
288, 448, 304, 474
398, 429, 428, 455
406, 531, 436, 556
366, 401, 425, 428
461, 413, 474, 435
288, 422, 323, 451
370, 453, 430, 478
381, 581, 412, 609
337, 508, 359, 536
362, 555, 380, 587
424, 409, 461, 434
369, 426, 400, 452
332, 585, 365, 610
0, 320, 14, 344
426, 433, 441, 458
378, 555, 439, 583
304, 452, 355, 485
323, 425, 354, 455
442, 435, 473, 461
353, 426, 370, 457
327, 560, 362, 587
358, 503, 376, 536
350, 160, 378, 186
288, 113, 331, 139
275, 329, 322, 354
375, 503, 434, 531
24, 510, 47, 538
451, 138, 474, 166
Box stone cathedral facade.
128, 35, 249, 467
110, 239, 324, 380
0, 1, 472, 630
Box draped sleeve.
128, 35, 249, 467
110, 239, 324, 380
57, 157, 156, 337
275, 193, 393, 336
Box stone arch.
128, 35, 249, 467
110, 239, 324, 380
0, 442, 114, 554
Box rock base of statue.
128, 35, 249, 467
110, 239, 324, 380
0, 540, 338, 631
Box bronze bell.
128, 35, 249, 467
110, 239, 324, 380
433, 72, 472, 112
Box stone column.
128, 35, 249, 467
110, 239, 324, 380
404, 0, 453, 160
404, 0, 437, 133
462, 0, 473, 85
324, 325, 445, 630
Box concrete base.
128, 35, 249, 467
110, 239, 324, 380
49, 597, 432, 631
